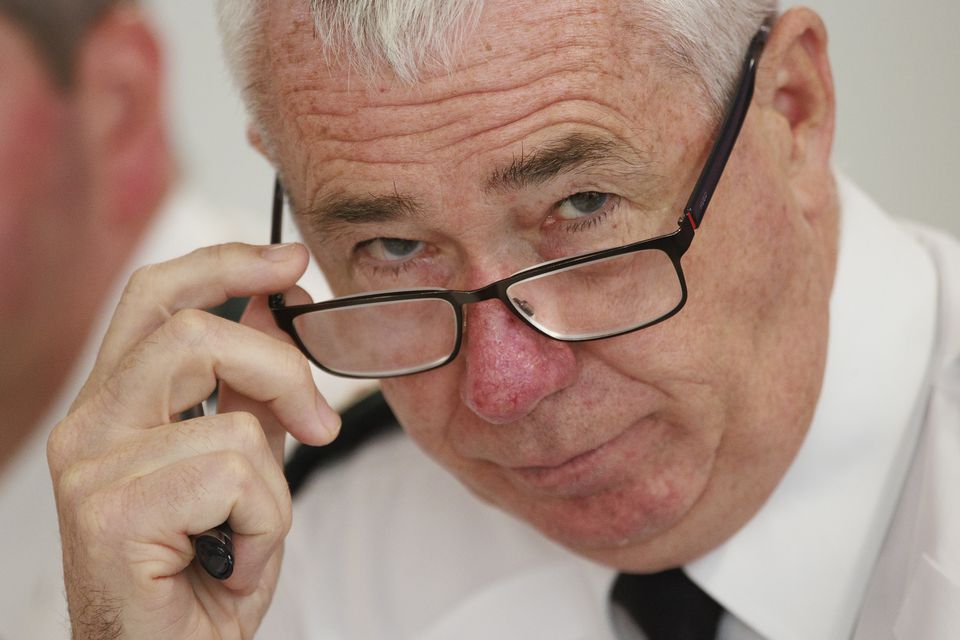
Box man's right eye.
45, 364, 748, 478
356, 237, 425, 263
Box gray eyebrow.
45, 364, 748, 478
485, 133, 652, 193
300, 133, 651, 236
301, 189, 423, 238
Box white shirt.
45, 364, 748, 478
259, 177, 955, 640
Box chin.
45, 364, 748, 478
554, 495, 687, 549
473, 466, 703, 559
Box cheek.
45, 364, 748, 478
0, 70, 64, 200
0, 82, 67, 301
381, 363, 464, 455
475, 413, 720, 552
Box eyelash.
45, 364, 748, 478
352, 238, 424, 279
552, 193, 622, 233
368, 260, 417, 279
351, 191, 623, 278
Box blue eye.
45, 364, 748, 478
360, 237, 424, 262
556, 192, 610, 220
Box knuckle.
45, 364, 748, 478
123, 263, 161, 301
228, 411, 268, 453
167, 308, 215, 347
211, 241, 234, 259
57, 459, 99, 503
214, 450, 254, 487
278, 487, 293, 535
257, 491, 290, 540
46, 419, 77, 473
76, 491, 120, 542
281, 342, 313, 384
200, 241, 243, 269
201, 242, 228, 266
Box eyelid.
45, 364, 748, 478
355, 237, 426, 263
554, 191, 611, 220
550, 191, 622, 227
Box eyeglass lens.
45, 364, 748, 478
291, 246, 682, 377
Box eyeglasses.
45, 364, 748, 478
269, 25, 769, 379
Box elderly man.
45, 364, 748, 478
48, 0, 959, 639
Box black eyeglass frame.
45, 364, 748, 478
268, 24, 770, 379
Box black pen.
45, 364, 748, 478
178, 403, 235, 580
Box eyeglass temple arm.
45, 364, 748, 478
271, 177, 284, 244
269, 177, 286, 309
683, 24, 770, 230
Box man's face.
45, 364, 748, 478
262, 0, 836, 570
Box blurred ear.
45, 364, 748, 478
73, 6, 172, 228
755, 8, 836, 217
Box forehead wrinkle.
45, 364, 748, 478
265, 6, 649, 169
268, 4, 631, 129
265, 2, 675, 233
278, 43, 581, 114
284, 49, 620, 146
287, 67, 638, 174
260, 0, 668, 164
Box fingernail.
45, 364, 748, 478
261, 243, 298, 262
316, 395, 342, 440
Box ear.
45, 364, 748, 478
73, 6, 172, 228
247, 123, 269, 158
755, 8, 836, 215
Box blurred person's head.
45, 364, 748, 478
0, 0, 171, 465
218, 0, 837, 573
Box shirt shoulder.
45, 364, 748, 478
899, 221, 960, 375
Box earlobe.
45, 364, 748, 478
74, 6, 172, 227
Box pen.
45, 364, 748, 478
178, 403, 235, 580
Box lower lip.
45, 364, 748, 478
505, 428, 631, 497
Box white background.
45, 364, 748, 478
141, 1, 960, 238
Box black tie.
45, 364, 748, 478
610, 569, 724, 640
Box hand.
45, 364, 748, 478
47, 243, 339, 639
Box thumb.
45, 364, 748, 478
219, 288, 339, 463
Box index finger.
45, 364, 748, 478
78, 242, 309, 408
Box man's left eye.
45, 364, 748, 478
556, 191, 610, 220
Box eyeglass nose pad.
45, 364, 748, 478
512, 297, 535, 318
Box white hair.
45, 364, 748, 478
641, 0, 778, 112
215, 0, 778, 119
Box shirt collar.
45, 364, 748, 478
685, 176, 939, 640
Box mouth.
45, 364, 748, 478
502, 426, 634, 498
